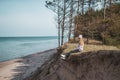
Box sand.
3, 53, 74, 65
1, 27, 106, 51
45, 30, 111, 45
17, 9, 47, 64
0, 49, 57, 80
27, 50, 120, 80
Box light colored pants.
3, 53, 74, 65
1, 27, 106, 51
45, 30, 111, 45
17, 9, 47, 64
75, 45, 84, 52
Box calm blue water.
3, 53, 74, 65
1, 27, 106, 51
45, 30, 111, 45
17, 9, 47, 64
0, 36, 59, 62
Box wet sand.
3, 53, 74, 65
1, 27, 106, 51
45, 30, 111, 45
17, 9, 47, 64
0, 49, 57, 80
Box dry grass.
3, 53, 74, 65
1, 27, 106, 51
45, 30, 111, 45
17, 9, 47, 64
63, 40, 119, 54
84, 44, 119, 52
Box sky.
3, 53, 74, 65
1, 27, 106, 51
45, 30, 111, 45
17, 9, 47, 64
0, 0, 57, 37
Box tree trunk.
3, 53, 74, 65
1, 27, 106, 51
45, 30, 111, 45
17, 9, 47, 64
61, 0, 66, 46
86, 0, 92, 44
58, 26, 60, 47
57, 0, 61, 47
104, 0, 106, 20
109, 0, 112, 6
68, 0, 73, 42
82, 0, 84, 15
86, 22, 90, 44
74, 0, 80, 41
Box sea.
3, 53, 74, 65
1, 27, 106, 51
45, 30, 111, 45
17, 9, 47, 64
0, 36, 65, 62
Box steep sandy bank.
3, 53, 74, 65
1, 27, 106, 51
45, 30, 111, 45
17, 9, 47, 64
0, 49, 57, 80
26, 50, 120, 80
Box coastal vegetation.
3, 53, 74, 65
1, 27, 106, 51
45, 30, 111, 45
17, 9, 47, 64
45, 0, 120, 48
1, 1, 120, 80
63, 39, 119, 54
22, 1, 120, 80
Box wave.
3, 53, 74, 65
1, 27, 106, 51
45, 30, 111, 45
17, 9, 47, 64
20, 42, 41, 46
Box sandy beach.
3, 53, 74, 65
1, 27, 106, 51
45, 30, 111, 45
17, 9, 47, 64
0, 49, 57, 80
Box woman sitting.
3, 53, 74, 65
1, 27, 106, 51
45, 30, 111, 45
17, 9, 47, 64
61, 34, 84, 60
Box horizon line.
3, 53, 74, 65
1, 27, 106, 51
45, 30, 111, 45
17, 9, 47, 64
0, 35, 58, 37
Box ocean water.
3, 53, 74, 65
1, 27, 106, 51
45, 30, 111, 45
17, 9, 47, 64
0, 36, 60, 62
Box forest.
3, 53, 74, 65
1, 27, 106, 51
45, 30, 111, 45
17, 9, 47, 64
45, 0, 120, 47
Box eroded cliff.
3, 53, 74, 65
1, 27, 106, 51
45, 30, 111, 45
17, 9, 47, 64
26, 50, 120, 80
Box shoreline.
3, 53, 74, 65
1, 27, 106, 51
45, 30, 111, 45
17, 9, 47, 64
0, 48, 57, 62
0, 48, 57, 80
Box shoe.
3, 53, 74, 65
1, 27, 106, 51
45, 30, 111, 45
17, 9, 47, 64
60, 54, 66, 60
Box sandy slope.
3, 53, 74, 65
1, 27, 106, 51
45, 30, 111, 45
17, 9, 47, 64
27, 50, 120, 80
0, 49, 57, 80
